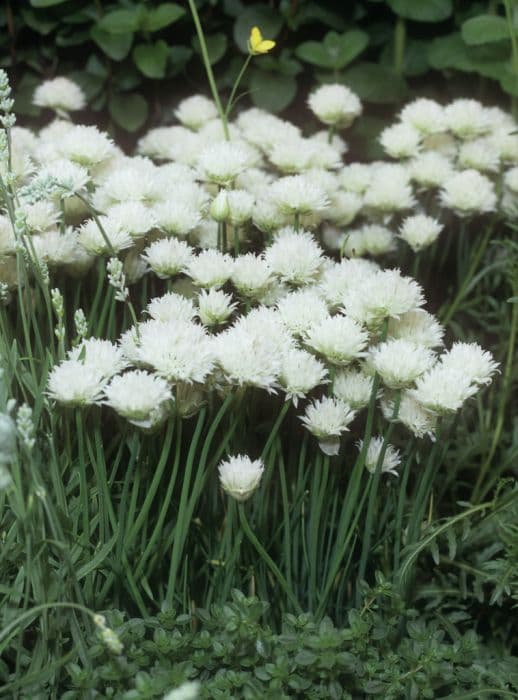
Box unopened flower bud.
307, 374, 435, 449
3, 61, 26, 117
210, 190, 230, 223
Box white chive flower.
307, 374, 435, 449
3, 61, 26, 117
106, 202, 157, 239
333, 368, 375, 410
358, 436, 401, 476
369, 339, 435, 389
458, 138, 500, 173
154, 201, 202, 237
326, 191, 363, 227
197, 288, 237, 326
226, 189, 255, 226
439, 169, 497, 216
175, 95, 218, 130
440, 342, 499, 386
231, 254, 273, 299
399, 214, 443, 252
22, 201, 60, 233
42, 160, 90, 197
308, 84, 362, 128
409, 152, 455, 188
78, 217, 133, 255
31, 230, 93, 273
268, 175, 329, 216
68, 338, 128, 380
382, 391, 437, 439
104, 370, 173, 429
218, 454, 264, 502
197, 141, 254, 185
277, 289, 329, 336
146, 293, 196, 323
253, 198, 288, 233
33, 77, 85, 114
57, 125, 114, 166
380, 123, 421, 159
409, 365, 479, 414
400, 98, 446, 135
342, 224, 396, 258
279, 349, 328, 406
136, 319, 215, 384
185, 250, 234, 288
300, 396, 356, 455
342, 269, 425, 328
388, 310, 444, 348
264, 228, 324, 286
304, 315, 368, 365
318, 258, 379, 309
339, 163, 373, 193
47, 360, 106, 406
444, 99, 492, 139
142, 238, 193, 279
214, 325, 282, 393
363, 164, 415, 213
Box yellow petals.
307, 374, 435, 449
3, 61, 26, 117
248, 26, 276, 55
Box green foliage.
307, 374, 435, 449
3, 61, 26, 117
7, 0, 518, 134
9, 588, 517, 698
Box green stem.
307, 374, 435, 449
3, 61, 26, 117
356, 390, 401, 599
165, 408, 207, 606
473, 279, 518, 501
225, 55, 252, 120
125, 417, 175, 548
75, 192, 115, 255
187, 0, 229, 140
135, 417, 182, 579
440, 224, 493, 325
238, 503, 302, 614
393, 442, 415, 572
394, 16, 406, 75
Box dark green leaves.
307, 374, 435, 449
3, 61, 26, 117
461, 15, 510, 45
388, 0, 453, 22
141, 3, 185, 32
249, 70, 297, 112
97, 3, 184, 35
97, 8, 142, 34
192, 33, 228, 66
343, 62, 408, 103
30, 0, 67, 6
133, 41, 169, 78
109, 92, 148, 131
296, 30, 369, 70
91, 26, 132, 60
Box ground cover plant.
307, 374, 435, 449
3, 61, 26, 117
0, 8, 517, 699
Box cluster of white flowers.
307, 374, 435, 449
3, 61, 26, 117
0, 77, 499, 473
0, 84, 515, 298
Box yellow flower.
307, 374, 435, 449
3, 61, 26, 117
248, 26, 276, 55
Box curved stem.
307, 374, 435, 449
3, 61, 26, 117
441, 224, 493, 325
225, 55, 252, 120
238, 503, 302, 614
187, 0, 229, 140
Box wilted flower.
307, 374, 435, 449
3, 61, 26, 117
358, 436, 401, 476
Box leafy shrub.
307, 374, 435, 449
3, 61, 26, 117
34, 588, 518, 699
7, 1, 518, 135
